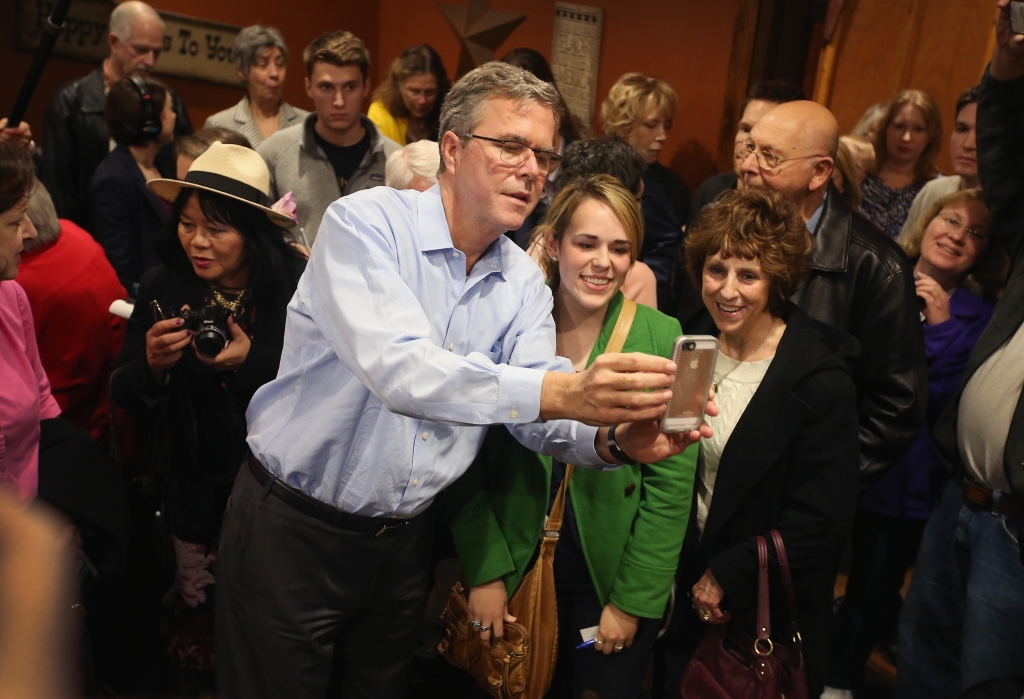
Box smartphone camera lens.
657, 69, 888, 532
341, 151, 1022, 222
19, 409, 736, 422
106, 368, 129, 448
682, 342, 696, 351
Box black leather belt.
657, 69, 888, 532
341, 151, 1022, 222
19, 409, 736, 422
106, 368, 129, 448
246, 454, 413, 536
961, 478, 1024, 519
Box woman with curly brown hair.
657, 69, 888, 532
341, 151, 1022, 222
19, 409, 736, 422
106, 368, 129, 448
659, 188, 861, 698
368, 44, 450, 143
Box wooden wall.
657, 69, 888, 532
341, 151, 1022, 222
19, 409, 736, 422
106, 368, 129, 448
815, 0, 995, 174
376, 0, 743, 192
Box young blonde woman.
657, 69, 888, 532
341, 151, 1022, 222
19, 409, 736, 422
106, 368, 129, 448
447, 175, 698, 699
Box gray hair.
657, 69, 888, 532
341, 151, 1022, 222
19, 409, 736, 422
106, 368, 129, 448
23, 183, 61, 252
386, 140, 440, 189
438, 61, 561, 173
232, 25, 289, 78
108, 1, 164, 41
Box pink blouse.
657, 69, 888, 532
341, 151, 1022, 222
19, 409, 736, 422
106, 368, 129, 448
0, 281, 60, 499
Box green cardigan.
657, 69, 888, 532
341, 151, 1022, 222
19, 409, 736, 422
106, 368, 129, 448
446, 293, 697, 619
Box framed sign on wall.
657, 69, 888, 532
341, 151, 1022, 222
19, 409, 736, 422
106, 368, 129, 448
17, 0, 242, 86
550, 2, 603, 138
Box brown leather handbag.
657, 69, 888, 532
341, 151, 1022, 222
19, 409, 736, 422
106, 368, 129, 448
679, 530, 809, 699
438, 298, 638, 699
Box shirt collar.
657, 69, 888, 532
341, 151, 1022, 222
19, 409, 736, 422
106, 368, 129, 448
806, 189, 828, 235
417, 185, 507, 279
418, 185, 455, 252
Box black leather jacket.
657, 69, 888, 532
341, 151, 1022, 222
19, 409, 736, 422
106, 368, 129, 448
792, 183, 927, 486
41, 68, 192, 226
934, 69, 1024, 498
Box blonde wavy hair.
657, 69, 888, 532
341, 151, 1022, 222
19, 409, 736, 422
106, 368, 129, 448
901, 189, 1007, 301
599, 73, 677, 138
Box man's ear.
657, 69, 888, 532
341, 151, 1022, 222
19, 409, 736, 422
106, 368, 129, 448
304, 76, 312, 100
362, 76, 371, 96
808, 157, 835, 194
440, 131, 460, 174
108, 32, 118, 54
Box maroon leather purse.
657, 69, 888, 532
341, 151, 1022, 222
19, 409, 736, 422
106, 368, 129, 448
679, 530, 808, 699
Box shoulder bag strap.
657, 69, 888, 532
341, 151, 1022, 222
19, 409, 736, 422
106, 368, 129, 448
769, 529, 803, 649
755, 534, 771, 652
547, 297, 638, 533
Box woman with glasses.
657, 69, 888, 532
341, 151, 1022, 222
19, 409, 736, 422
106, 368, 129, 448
825, 189, 1008, 699
368, 45, 450, 144
859, 90, 943, 239
447, 175, 697, 699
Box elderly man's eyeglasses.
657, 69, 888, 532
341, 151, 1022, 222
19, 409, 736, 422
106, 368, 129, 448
938, 211, 987, 242
744, 142, 827, 171
462, 134, 562, 175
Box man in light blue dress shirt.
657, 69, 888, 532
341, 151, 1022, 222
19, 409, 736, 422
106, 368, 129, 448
216, 62, 708, 699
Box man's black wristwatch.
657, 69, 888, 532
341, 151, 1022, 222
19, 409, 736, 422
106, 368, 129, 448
607, 424, 635, 464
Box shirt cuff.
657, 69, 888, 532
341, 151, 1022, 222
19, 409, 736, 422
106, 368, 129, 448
497, 364, 545, 423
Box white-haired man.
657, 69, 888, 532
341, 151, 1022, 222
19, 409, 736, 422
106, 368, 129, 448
217, 61, 709, 699
41, 1, 192, 225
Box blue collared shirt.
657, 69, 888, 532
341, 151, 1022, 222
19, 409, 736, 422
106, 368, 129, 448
806, 189, 828, 235
246, 185, 604, 518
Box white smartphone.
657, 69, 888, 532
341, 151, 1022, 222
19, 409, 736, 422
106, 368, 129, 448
1012, 0, 1024, 35
660, 335, 720, 433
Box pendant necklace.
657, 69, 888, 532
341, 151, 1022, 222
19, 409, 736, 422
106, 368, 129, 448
712, 319, 776, 394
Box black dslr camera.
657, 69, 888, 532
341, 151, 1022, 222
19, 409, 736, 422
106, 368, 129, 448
151, 300, 232, 358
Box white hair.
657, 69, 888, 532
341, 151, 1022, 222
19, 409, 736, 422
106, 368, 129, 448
109, 1, 164, 40
386, 140, 441, 190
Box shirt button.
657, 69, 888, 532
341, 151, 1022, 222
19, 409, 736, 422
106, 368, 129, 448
453, 251, 461, 258
422, 432, 429, 440
510, 409, 518, 419
449, 343, 454, 351
413, 479, 419, 486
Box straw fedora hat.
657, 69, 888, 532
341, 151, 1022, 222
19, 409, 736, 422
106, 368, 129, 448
147, 142, 295, 228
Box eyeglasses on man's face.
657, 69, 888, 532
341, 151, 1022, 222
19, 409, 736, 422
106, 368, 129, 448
743, 141, 827, 171
461, 134, 562, 175
938, 210, 987, 243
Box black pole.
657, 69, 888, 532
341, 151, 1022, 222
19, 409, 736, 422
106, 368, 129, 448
6, 0, 75, 126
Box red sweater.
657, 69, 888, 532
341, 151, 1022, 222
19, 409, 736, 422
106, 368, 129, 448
17, 220, 127, 444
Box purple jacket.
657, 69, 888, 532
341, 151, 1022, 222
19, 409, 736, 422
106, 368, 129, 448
859, 286, 994, 519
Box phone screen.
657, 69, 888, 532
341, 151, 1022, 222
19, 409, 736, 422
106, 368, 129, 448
665, 344, 718, 421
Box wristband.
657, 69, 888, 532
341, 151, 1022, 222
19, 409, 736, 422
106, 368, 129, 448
607, 424, 633, 464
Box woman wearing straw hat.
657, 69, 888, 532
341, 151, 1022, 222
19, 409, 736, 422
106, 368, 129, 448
110, 142, 305, 679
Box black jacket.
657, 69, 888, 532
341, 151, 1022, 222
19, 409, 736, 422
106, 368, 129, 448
672, 303, 861, 697
110, 259, 304, 543
933, 69, 1024, 498
793, 183, 927, 485
87, 144, 170, 293
41, 68, 192, 226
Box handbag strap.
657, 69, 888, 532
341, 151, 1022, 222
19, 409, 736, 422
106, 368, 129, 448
769, 529, 803, 648
545, 297, 637, 536
755, 535, 771, 651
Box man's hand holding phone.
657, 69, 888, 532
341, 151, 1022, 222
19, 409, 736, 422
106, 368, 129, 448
994, 0, 1024, 80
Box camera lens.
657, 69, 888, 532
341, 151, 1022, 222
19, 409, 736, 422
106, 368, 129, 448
683, 342, 696, 351
194, 326, 229, 358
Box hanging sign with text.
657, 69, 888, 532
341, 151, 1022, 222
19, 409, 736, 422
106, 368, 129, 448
17, 0, 241, 86
550, 2, 603, 138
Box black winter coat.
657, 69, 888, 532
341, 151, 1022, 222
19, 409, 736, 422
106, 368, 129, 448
793, 183, 927, 485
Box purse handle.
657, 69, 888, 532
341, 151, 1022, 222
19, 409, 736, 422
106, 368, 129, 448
545, 297, 638, 536
752, 530, 804, 657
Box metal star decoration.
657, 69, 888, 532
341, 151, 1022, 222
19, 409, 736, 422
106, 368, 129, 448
439, 0, 527, 76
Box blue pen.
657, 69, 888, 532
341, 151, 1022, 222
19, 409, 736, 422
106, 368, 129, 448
575, 639, 597, 650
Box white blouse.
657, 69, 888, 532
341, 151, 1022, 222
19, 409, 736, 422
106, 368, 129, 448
695, 350, 775, 536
